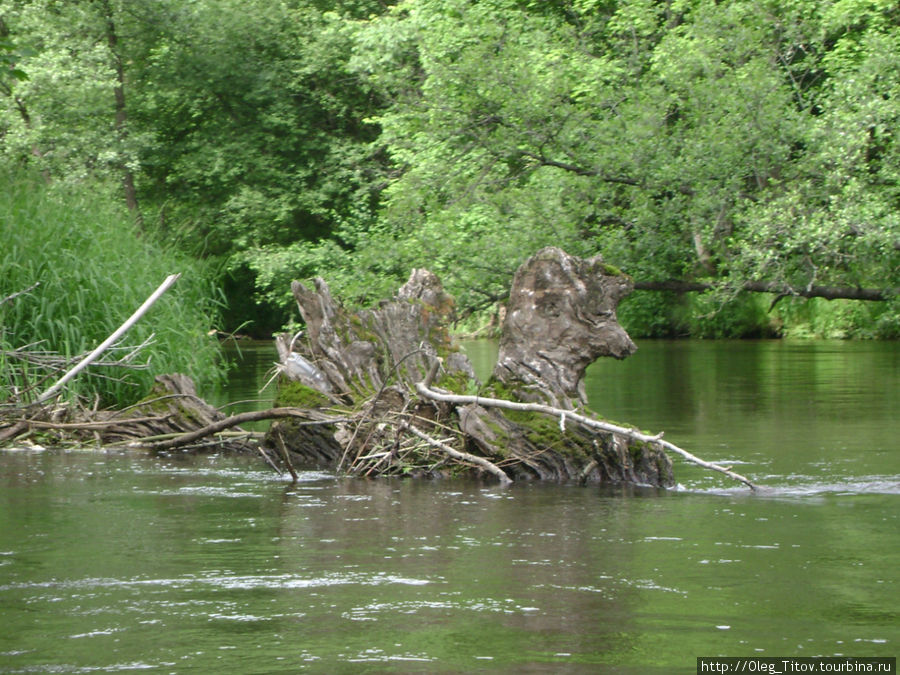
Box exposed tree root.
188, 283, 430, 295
266, 248, 761, 490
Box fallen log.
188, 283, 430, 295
633, 279, 896, 303
267, 247, 755, 489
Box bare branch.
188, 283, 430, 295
405, 424, 512, 486
36, 274, 180, 403
633, 279, 895, 302
415, 382, 758, 491
144, 407, 351, 451
0, 282, 40, 307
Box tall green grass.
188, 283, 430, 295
1, 170, 225, 407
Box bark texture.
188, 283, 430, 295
493, 247, 636, 407
269, 247, 674, 487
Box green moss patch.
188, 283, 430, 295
274, 378, 332, 408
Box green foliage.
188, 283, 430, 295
346, 0, 898, 336
0, 33, 29, 84
0, 0, 393, 334
133, 1, 387, 255
0, 1, 124, 180
774, 296, 900, 339
677, 293, 779, 339
618, 293, 683, 338
0, 0, 896, 338
0, 170, 224, 406
619, 291, 780, 339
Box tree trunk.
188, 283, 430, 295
268, 247, 675, 488
99, 0, 143, 232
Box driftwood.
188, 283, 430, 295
2, 276, 177, 410
0, 253, 758, 491
0, 275, 244, 451
0, 276, 347, 460
0, 369, 331, 466
1, 373, 243, 450
267, 247, 755, 489
0, 370, 332, 457
36, 274, 181, 404
415, 364, 756, 490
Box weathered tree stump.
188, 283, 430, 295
494, 248, 637, 407
267, 247, 676, 487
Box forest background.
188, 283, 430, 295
1, 0, 898, 406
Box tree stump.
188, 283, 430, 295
267, 247, 675, 487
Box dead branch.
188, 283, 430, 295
10, 415, 169, 430
415, 381, 758, 491
274, 427, 299, 482
143, 407, 351, 451
0, 421, 28, 443
0, 282, 40, 306
406, 424, 512, 486
36, 274, 180, 403
634, 279, 895, 302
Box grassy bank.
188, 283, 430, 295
0, 171, 225, 407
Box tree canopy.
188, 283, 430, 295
1, 0, 897, 338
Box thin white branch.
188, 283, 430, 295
406, 424, 512, 486
415, 382, 758, 491
37, 274, 181, 403
0, 282, 40, 306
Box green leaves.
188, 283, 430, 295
350, 0, 897, 333
1, 0, 895, 337
0, 170, 224, 405
0, 37, 29, 83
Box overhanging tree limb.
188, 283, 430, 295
633, 280, 895, 302
520, 151, 697, 195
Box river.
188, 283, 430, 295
0, 340, 897, 673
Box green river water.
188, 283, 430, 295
1, 340, 897, 673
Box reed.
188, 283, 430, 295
1, 170, 225, 407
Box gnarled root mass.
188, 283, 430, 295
266, 248, 756, 489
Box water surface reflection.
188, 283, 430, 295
0, 340, 897, 673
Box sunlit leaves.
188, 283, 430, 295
352, 0, 897, 320
1, 0, 896, 336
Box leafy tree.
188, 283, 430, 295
124, 0, 393, 331
0, 1, 142, 196
735, 0, 900, 295
0, 0, 394, 333
337, 0, 897, 334
1, 0, 895, 337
